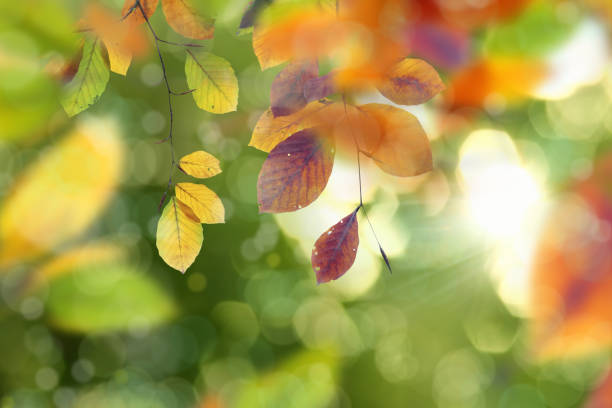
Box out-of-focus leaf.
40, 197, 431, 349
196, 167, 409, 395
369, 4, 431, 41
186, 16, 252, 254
360, 103, 432, 177
270, 60, 318, 117
0, 118, 124, 269
185, 51, 238, 114
311, 208, 359, 284
178, 150, 222, 178
239, 0, 273, 30
332, 102, 381, 156
162, 0, 215, 40
403, 23, 470, 70
586, 368, 612, 408
235, 349, 338, 408
46, 264, 176, 333
156, 197, 203, 273
257, 129, 334, 213
60, 38, 109, 117
303, 72, 336, 103
122, 0, 159, 25
378, 58, 445, 106
175, 182, 225, 224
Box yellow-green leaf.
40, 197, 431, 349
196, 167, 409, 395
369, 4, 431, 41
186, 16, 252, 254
0, 118, 124, 269
156, 197, 203, 273
185, 51, 238, 114
175, 183, 225, 224
178, 150, 222, 178
60, 38, 109, 117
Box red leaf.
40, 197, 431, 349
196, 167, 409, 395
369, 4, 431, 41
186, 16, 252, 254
586, 369, 612, 408
403, 23, 470, 70
257, 128, 334, 213
304, 72, 336, 103
311, 208, 360, 284
271, 60, 319, 117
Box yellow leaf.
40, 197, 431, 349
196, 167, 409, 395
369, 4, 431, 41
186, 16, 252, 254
103, 38, 132, 76
175, 183, 225, 224
161, 0, 214, 40
178, 150, 221, 178
156, 197, 203, 273
185, 51, 238, 114
0, 118, 124, 269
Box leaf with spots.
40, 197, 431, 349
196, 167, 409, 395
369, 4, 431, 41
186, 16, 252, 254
377, 58, 445, 106
162, 0, 214, 40
175, 182, 225, 224
270, 60, 318, 117
156, 197, 203, 273
311, 207, 360, 284
178, 150, 222, 178
257, 128, 334, 213
185, 50, 238, 114
60, 38, 109, 117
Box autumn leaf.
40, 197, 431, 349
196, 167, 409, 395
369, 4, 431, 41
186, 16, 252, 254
403, 23, 470, 70
257, 129, 334, 213
122, 0, 159, 25
175, 183, 225, 224
311, 208, 360, 284
161, 0, 215, 40
60, 38, 109, 117
239, 0, 273, 30
585, 368, 612, 408
178, 150, 222, 178
185, 50, 238, 114
156, 197, 203, 273
0, 118, 124, 269
270, 60, 318, 117
303, 72, 336, 104
378, 58, 445, 106
360, 104, 432, 177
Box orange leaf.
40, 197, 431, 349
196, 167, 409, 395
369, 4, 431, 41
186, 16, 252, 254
270, 60, 318, 117
378, 58, 445, 105
586, 368, 612, 408
360, 104, 432, 177
311, 208, 359, 284
257, 129, 334, 213
162, 0, 214, 40
122, 0, 159, 25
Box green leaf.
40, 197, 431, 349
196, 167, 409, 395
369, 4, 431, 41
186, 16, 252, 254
185, 50, 238, 114
60, 38, 109, 117
46, 264, 176, 333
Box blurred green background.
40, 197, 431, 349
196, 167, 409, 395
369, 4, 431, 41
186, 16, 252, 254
1, 0, 612, 407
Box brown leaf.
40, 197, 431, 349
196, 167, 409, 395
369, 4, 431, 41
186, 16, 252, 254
304, 72, 336, 103
378, 58, 445, 105
360, 103, 432, 177
311, 208, 359, 284
162, 0, 214, 40
270, 60, 318, 117
257, 128, 334, 213
122, 0, 159, 25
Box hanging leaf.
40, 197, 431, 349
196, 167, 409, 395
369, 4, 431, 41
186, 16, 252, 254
249, 99, 334, 153
103, 39, 132, 76
162, 0, 215, 39
185, 51, 238, 114
404, 23, 470, 70
257, 129, 334, 213
332, 103, 381, 156
121, 0, 159, 25
0, 119, 124, 269
239, 0, 273, 30
360, 103, 432, 177
175, 182, 225, 224
178, 150, 222, 178
270, 60, 318, 117
60, 38, 109, 117
304, 72, 336, 103
311, 208, 360, 284
377, 58, 445, 106
156, 197, 203, 273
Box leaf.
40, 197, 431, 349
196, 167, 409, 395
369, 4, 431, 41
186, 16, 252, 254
377, 58, 445, 106
175, 182, 225, 224
162, 0, 215, 39
0, 118, 124, 269
257, 129, 334, 213
586, 368, 612, 408
239, 0, 273, 30
185, 51, 238, 114
359, 103, 432, 177
46, 264, 176, 333
103, 39, 132, 76
156, 197, 203, 273
303, 72, 336, 103
311, 208, 359, 284
270, 60, 318, 117
404, 23, 470, 70
178, 150, 222, 178
60, 38, 109, 117
249, 99, 334, 153
122, 0, 159, 25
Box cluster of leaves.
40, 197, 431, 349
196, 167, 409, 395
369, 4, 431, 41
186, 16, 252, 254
248, 0, 446, 283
